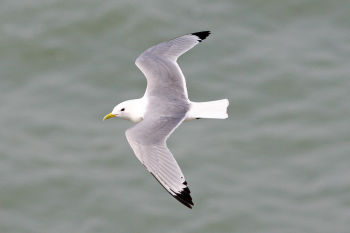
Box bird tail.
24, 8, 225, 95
188, 99, 229, 120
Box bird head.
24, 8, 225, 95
103, 99, 145, 123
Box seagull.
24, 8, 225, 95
103, 31, 229, 209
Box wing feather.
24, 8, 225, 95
135, 31, 211, 100
125, 116, 193, 208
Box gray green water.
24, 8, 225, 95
1, 0, 350, 232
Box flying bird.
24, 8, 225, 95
103, 31, 229, 208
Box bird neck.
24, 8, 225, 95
127, 98, 147, 123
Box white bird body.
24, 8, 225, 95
104, 31, 229, 208
113, 98, 229, 123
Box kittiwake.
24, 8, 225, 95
103, 31, 229, 209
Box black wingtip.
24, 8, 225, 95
150, 173, 194, 209
172, 182, 194, 209
191, 31, 211, 42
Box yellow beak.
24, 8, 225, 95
103, 113, 117, 120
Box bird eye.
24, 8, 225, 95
121, 108, 125, 112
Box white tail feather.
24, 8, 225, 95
187, 99, 229, 120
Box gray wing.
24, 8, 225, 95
135, 31, 211, 101
125, 113, 193, 208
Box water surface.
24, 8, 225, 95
1, 0, 350, 232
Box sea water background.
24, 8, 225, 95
1, 0, 350, 232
